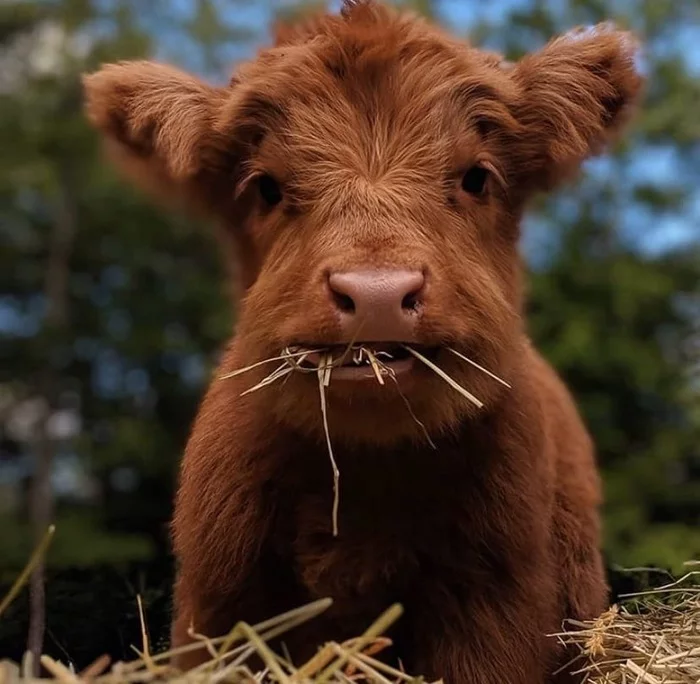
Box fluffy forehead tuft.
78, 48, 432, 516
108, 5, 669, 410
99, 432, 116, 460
219, 2, 520, 196
240, 1, 516, 111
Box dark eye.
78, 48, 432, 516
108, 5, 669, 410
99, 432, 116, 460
257, 174, 282, 207
461, 165, 489, 195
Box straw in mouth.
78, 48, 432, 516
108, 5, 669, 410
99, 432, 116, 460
293, 343, 422, 370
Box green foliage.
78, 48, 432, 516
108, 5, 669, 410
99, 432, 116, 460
528, 239, 700, 570
0, 513, 153, 582
0, 0, 230, 573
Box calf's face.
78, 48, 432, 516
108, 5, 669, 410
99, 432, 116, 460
84, 2, 642, 445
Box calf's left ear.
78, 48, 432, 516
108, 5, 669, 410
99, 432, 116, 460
82, 61, 230, 212
510, 23, 644, 191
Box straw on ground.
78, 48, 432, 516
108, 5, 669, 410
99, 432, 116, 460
2, 531, 698, 683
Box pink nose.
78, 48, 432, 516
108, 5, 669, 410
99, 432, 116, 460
327, 269, 425, 341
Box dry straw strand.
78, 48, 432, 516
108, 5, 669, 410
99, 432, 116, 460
133, 595, 167, 677
318, 365, 340, 538
240, 363, 294, 396
447, 347, 511, 388
37, 657, 78, 684
78, 655, 111, 680
234, 623, 292, 683
388, 373, 437, 450
402, 345, 484, 409
322, 352, 333, 387
316, 604, 404, 684
0, 525, 55, 619
219, 348, 318, 380
364, 350, 385, 386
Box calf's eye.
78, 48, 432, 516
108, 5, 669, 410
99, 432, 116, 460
257, 174, 283, 207
461, 165, 489, 195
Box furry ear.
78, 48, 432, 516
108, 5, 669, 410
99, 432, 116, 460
511, 24, 644, 192
83, 61, 229, 207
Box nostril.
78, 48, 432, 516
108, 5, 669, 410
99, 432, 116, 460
332, 290, 355, 314
401, 272, 425, 312
328, 273, 357, 314
401, 290, 420, 311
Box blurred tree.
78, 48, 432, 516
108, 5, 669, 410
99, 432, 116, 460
528, 232, 699, 570
0, 0, 237, 665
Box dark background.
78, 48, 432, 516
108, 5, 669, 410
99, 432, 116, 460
1, 0, 698, 669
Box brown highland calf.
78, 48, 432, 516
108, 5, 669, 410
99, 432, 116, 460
83, 1, 643, 681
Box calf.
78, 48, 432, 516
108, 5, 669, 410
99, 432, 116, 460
83, 1, 643, 682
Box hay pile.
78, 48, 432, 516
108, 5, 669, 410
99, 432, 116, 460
553, 562, 700, 683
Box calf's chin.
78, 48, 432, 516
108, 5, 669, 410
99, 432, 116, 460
83, 1, 643, 681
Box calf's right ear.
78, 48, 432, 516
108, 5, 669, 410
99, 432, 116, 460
83, 61, 230, 210
509, 24, 644, 193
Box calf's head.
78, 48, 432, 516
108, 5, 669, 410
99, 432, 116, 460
83, 1, 642, 445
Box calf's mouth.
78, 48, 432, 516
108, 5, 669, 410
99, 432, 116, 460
291, 343, 440, 381
220, 341, 507, 408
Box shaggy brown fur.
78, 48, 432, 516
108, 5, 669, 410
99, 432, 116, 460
83, 2, 643, 682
